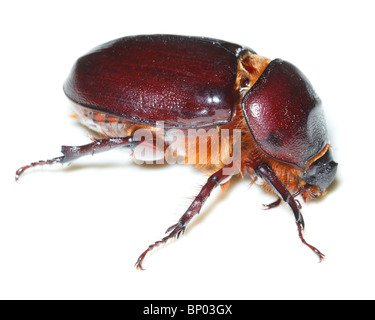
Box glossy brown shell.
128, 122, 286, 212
241, 59, 328, 170
63, 35, 246, 128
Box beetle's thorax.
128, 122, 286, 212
228, 108, 330, 201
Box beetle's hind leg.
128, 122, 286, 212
135, 166, 233, 270
15, 136, 140, 182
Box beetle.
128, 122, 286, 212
15, 34, 337, 270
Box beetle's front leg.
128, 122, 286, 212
15, 136, 140, 181
262, 198, 281, 210
135, 167, 233, 270
255, 162, 325, 261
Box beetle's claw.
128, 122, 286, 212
261, 198, 281, 210
135, 250, 148, 271
15, 168, 25, 183
135, 223, 186, 270
15, 164, 36, 182
313, 248, 325, 263
135, 259, 145, 271
318, 253, 325, 263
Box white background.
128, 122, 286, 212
1, 0, 374, 300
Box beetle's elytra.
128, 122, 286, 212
16, 35, 338, 269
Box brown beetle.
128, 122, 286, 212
16, 35, 337, 269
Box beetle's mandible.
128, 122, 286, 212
16, 35, 338, 269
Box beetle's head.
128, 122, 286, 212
300, 148, 338, 194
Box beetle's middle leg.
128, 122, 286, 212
135, 166, 233, 270
15, 136, 140, 181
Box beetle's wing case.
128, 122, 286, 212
241, 59, 328, 170
64, 35, 249, 129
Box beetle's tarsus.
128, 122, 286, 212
297, 221, 324, 262
15, 156, 64, 182
135, 223, 186, 270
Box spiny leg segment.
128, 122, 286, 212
135, 166, 233, 270
15, 136, 140, 181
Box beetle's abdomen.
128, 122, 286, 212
72, 103, 136, 137
64, 35, 243, 129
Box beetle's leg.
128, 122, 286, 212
262, 194, 302, 210
15, 136, 139, 182
262, 198, 281, 210
135, 166, 233, 270
255, 162, 325, 262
